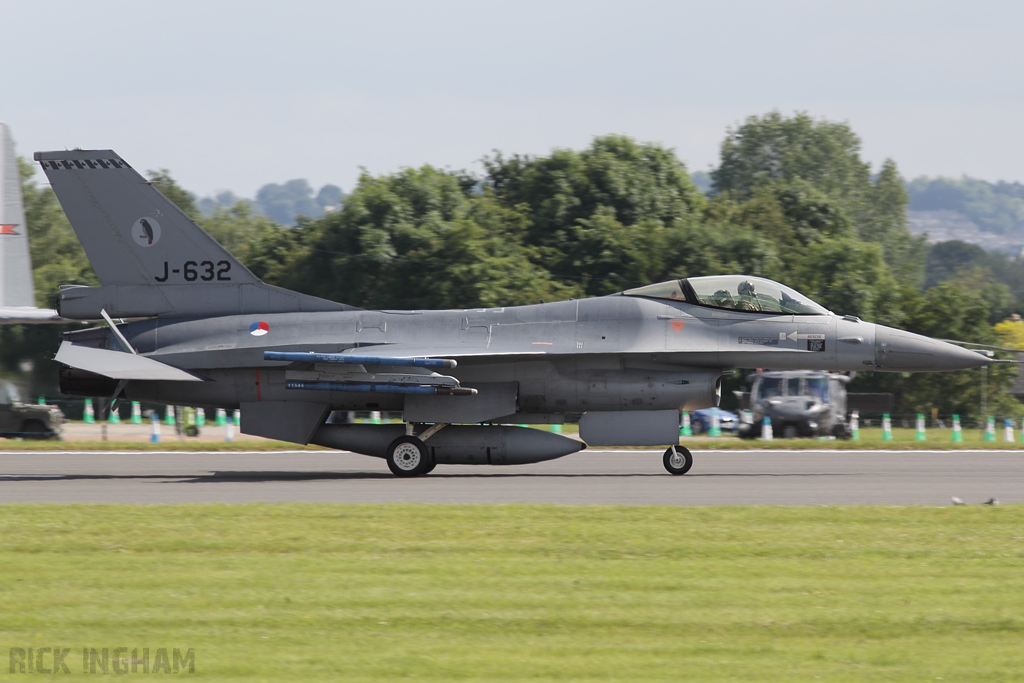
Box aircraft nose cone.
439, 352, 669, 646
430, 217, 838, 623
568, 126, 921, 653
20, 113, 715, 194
874, 326, 990, 372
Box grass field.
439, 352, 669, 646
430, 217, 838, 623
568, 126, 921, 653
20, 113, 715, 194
2, 505, 1023, 681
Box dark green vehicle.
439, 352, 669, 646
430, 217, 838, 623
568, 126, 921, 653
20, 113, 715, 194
0, 381, 63, 439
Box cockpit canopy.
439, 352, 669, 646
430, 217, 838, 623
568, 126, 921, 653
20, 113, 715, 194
622, 275, 830, 316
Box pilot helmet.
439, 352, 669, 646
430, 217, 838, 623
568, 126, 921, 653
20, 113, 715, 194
738, 280, 756, 297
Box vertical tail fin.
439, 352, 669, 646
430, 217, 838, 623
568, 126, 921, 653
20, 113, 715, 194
35, 149, 351, 319
36, 148, 260, 287
0, 123, 36, 308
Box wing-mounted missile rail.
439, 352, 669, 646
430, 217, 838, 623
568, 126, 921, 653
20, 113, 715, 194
264, 351, 478, 396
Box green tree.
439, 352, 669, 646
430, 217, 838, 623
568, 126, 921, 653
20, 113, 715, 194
865, 159, 927, 282
712, 111, 870, 203
199, 201, 304, 285
787, 237, 898, 323
284, 166, 575, 309
926, 240, 991, 287
484, 134, 705, 294
667, 200, 784, 282
711, 112, 921, 281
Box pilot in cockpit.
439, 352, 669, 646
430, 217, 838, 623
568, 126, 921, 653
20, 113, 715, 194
736, 279, 761, 312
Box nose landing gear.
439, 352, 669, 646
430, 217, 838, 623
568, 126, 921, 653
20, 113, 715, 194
663, 445, 693, 475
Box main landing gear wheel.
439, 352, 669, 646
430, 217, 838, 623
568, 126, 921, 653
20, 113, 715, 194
386, 436, 433, 477
663, 445, 693, 476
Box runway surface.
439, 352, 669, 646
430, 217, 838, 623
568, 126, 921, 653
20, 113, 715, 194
0, 449, 1021, 505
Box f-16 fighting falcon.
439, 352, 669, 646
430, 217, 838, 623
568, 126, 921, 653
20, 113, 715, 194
38, 149, 990, 476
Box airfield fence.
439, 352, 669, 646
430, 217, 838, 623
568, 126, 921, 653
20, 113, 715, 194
2, 397, 1022, 439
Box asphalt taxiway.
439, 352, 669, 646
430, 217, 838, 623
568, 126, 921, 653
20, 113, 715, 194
0, 449, 1021, 505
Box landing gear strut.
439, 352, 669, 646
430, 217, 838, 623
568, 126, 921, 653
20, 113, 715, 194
663, 445, 693, 475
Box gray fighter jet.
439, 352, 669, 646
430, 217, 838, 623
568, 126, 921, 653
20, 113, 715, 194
37, 149, 990, 476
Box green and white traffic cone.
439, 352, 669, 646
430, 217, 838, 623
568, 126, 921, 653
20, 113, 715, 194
83, 398, 95, 424
233, 409, 240, 427
915, 413, 926, 441
882, 413, 893, 441
680, 411, 693, 437
850, 410, 860, 440
130, 401, 142, 424
985, 416, 996, 442
951, 414, 963, 442
215, 408, 227, 426
709, 407, 722, 437
108, 404, 121, 424
37, 396, 45, 405
196, 407, 206, 427
165, 405, 176, 426
551, 424, 562, 433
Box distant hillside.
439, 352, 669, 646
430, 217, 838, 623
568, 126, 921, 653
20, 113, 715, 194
906, 176, 1024, 235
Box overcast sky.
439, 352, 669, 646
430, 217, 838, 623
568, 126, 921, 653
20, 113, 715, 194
4, 0, 1022, 197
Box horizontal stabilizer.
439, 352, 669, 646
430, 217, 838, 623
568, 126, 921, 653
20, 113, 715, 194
55, 341, 203, 381
0, 306, 60, 323
265, 351, 457, 368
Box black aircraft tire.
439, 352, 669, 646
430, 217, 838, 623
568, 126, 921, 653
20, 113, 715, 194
386, 436, 432, 477
20, 420, 50, 440
663, 445, 693, 476
422, 460, 437, 474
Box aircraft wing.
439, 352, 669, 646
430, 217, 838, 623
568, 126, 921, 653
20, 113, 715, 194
55, 341, 203, 381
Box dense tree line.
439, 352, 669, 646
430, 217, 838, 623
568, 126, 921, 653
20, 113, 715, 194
6, 112, 1022, 417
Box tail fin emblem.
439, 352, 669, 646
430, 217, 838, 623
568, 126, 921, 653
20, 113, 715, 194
249, 321, 269, 336
132, 217, 161, 247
